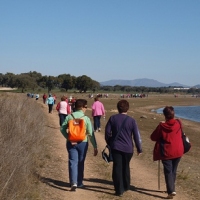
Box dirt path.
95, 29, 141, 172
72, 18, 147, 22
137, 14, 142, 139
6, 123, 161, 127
38, 102, 191, 200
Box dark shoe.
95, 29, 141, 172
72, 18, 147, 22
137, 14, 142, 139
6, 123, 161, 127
115, 192, 123, 197
166, 194, 173, 199
71, 184, 77, 191
77, 184, 84, 188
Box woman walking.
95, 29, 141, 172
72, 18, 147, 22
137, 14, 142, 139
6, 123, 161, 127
56, 96, 71, 126
91, 97, 105, 132
60, 99, 98, 191
150, 106, 184, 199
105, 100, 142, 197
46, 94, 54, 114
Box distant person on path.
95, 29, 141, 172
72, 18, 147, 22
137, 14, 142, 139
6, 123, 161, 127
70, 97, 76, 113
43, 93, 47, 104
46, 94, 54, 114
91, 97, 105, 132
150, 106, 184, 199
60, 99, 98, 191
56, 96, 71, 126
35, 93, 39, 100
53, 94, 57, 104
105, 100, 142, 197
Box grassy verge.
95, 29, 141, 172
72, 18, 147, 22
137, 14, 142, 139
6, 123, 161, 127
0, 93, 47, 200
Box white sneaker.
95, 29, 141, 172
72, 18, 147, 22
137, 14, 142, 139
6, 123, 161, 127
98, 128, 101, 132
172, 192, 176, 196
71, 183, 77, 191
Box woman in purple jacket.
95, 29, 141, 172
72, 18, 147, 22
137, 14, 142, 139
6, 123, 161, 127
105, 100, 142, 197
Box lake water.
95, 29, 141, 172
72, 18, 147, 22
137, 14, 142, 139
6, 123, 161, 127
155, 106, 200, 123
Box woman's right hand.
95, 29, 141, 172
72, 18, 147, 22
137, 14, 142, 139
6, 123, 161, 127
94, 148, 98, 156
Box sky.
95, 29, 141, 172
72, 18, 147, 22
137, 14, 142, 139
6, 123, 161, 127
0, 0, 200, 86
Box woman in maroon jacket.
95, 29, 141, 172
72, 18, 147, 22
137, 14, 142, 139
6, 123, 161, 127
151, 106, 184, 199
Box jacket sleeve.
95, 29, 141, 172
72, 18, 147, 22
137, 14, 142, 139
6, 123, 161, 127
67, 104, 71, 114
105, 117, 112, 144
86, 118, 97, 148
91, 103, 95, 116
60, 115, 71, 139
150, 124, 161, 141
132, 120, 142, 153
101, 104, 105, 115
56, 102, 60, 111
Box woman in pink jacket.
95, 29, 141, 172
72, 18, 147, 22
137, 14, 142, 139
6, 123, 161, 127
91, 97, 105, 132
151, 106, 184, 199
56, 96, 71, 126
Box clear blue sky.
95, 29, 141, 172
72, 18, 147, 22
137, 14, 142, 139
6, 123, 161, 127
0, 0, 199, 86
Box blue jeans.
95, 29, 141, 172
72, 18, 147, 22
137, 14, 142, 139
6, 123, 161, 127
162, 157, 181, 194
93, 115, 101, 131
66, 141, 88, 186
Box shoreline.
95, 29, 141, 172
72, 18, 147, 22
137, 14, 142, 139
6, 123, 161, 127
155, 105, 200, 123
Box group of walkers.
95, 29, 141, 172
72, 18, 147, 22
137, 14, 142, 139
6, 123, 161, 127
57, 95, 184, 199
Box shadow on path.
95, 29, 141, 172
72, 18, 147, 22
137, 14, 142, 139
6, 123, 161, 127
35, 173, 68, 191
85, 178, 166, 199
35, 174, 166, 198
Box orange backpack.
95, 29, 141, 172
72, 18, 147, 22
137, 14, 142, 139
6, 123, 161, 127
68, 114, 86, 142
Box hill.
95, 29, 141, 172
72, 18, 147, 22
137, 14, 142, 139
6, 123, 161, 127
100, 78, 190, 87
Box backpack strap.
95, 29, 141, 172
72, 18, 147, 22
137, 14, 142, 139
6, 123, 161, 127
110, 116, 129, 145
176, 119, 183, 135
71, 113, 85, 119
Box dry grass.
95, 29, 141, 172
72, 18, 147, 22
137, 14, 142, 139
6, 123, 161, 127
0, 93, 46, 200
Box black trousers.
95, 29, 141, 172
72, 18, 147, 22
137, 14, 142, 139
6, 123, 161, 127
112, 149, 133, 195
162, 157, 181, 194
59, 113, 67, 126
48, 104, 53, 113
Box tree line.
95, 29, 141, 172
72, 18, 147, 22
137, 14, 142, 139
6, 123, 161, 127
0, 71, 199, 94
0, 71, 100, 93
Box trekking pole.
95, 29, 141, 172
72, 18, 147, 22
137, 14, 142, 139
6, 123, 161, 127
158, 160, 160, 190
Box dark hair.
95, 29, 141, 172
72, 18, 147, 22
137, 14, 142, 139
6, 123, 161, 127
163, 106, 174, 120
94, 97, 99, 101
117, 100, 129, 113
75, 99, 87, 110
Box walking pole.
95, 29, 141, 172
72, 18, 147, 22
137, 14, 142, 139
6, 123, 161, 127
158, 160, 160, 190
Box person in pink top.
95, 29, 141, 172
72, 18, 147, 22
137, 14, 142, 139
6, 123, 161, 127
56, 96, 71, 126
91, 97, 105, 132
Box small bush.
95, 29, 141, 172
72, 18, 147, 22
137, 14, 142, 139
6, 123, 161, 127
60, 88, 66, 92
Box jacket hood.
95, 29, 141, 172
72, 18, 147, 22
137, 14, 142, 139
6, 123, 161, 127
160, 119, 180, 133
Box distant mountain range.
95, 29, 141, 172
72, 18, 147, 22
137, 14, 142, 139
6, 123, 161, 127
100, 78, 199, 88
